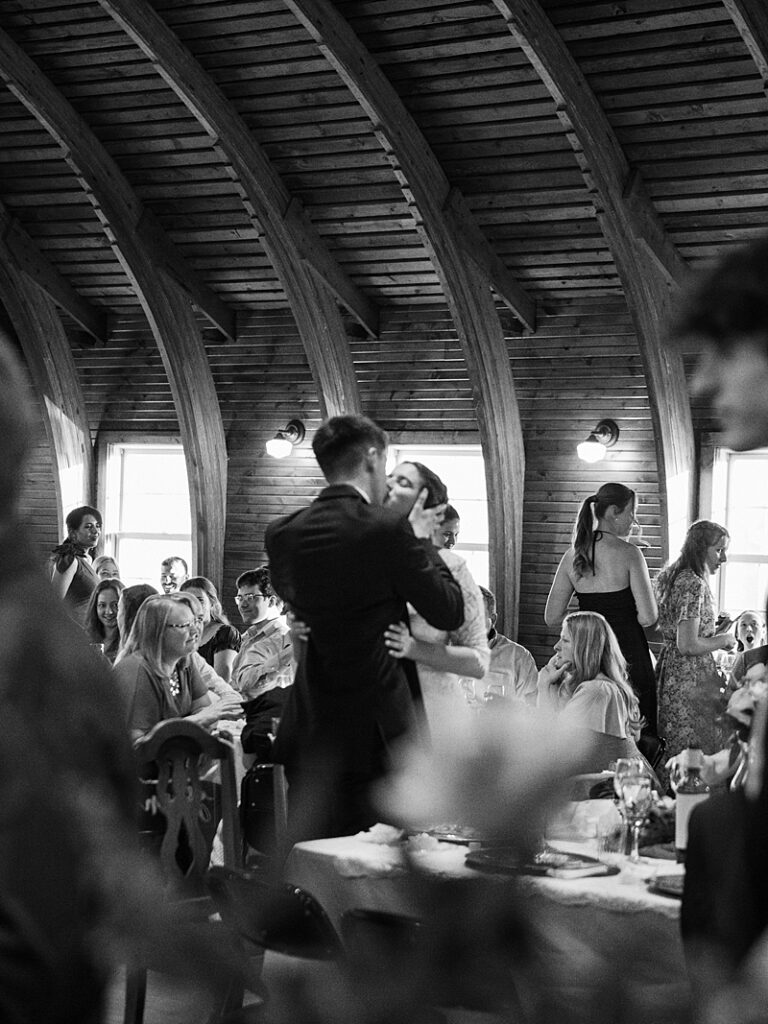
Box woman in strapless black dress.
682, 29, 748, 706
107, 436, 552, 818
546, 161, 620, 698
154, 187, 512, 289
545, 483, 659, 734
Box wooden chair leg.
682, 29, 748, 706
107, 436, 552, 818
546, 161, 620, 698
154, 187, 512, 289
123, 965, 147, 1024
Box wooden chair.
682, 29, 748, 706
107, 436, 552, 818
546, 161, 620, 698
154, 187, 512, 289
124, 719, 243, 1024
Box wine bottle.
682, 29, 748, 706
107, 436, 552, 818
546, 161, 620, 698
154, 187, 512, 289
674, 745, 710, 863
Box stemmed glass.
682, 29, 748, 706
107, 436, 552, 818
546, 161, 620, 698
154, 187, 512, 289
619, 773, 654, 863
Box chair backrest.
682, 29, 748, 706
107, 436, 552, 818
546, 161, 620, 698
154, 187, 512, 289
207, 865, 342, 960
137, 718, 241, 899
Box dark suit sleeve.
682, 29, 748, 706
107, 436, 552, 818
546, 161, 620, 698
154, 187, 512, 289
386, 518, 464, 631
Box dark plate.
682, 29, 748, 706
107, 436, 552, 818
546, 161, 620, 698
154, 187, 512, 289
466, 847, 620, 879
647, 874, 684, 899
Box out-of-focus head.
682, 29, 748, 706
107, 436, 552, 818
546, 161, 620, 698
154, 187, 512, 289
735, 611, 766, 651
160, 556, 188, 593
180, 576, 224, 624
66, 506, 102, 550
312, 415, 389, 504
435, 503, 460, 549
93, 555, 120, 580
386, 461, 448, 516
674, 233, 768, 451
117, 583, 158, 642
679, 520, 729, 577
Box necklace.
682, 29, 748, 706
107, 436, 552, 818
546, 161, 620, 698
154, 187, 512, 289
169, 667, 181, 699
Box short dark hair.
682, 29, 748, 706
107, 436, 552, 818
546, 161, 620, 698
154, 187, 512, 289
674, 232, 768, 357
236, 566, 277, 601
443, 504, 460, 523
312, 415, 388, 479
160, 556, 188, 574
479, 585, 495, 616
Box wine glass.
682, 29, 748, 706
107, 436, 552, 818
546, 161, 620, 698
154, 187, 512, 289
620, 773, 653, 863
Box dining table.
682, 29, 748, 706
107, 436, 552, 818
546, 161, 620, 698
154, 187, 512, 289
283, 809, 691, 1023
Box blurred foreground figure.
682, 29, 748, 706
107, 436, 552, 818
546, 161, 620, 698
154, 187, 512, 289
0, 341, 241, 1022
673, 234, 768, 1009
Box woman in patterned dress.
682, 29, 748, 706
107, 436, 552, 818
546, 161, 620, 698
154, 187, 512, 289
654, 520, 737, 761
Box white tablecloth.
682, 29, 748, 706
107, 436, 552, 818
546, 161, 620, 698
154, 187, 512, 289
284, 833, 690, 1023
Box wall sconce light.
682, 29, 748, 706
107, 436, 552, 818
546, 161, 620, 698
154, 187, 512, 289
576, 419, 619, 464
266, 419, 305, 459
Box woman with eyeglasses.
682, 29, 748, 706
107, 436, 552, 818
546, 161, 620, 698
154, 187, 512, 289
113, 593, 242, 742
50, 505, 103, 626
83, 576, 125, 663
180, 576, 241, 683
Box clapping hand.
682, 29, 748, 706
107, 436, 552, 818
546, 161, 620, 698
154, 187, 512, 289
384, 621, 415, 660
409, 487, 445, 539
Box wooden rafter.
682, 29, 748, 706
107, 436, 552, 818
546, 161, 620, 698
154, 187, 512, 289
284, 0, 533, 633
0, 201, 107, 345
0, 25, 228, 584
97, 0, 367, 417
0, 243, 93, 532
723, 1, 768, 85
492, 0, 696, 556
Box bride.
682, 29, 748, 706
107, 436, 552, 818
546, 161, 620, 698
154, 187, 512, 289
383, 461, 489, 740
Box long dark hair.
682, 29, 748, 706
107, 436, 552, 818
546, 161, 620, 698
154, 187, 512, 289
180, 575, 230, 626
572, 483, 635, 577
84, 578, 125, 643
654, 520, 729, 608
404, 462, 449, 510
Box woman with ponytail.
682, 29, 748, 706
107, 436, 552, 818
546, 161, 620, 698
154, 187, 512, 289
545, 483, 658, 734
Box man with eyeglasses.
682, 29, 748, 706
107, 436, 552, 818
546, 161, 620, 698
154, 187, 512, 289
231, 566, 292, 700
266, 414, 464, 843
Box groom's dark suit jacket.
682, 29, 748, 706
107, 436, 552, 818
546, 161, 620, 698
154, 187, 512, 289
265, 484, 464, 779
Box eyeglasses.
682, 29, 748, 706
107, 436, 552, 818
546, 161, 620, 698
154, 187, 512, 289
166, 619, 199, 632
235, 592, 263, 604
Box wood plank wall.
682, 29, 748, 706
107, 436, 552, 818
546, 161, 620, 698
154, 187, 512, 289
17, 296, 680, 661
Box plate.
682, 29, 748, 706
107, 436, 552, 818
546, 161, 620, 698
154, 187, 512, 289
423, 825, 487, 845
647, 874, 684, 899
465, 846, 620, 879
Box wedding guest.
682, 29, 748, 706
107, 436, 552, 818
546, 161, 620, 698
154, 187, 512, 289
434, 503, 460, 550
50, 505, 102, 626
230, 567, 292, 700
113, 593, 241, 742
173, 589, 241, 702
84, 577, 125, 663
545, 483, 658, 734
654, 520, 736, 761
93, 554, 120, 581
537, 610, 645, 771
479, 585, 537, 704
180, 576, 241, 683
117, 583, 158, 649
159, 556, 188, 594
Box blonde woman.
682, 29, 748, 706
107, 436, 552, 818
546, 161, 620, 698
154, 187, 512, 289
537, 610, 645, 771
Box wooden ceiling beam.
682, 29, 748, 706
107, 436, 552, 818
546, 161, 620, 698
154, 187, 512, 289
284, 0, 535, 634
492, 0, 695, 557
97, 0, 364, 417
0, 201, 107, 345
723, 1, 768, 85
0, 243, 93, 532
0, 24, 228, 584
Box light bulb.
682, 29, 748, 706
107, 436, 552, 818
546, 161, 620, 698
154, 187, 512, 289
577, 439, 606, 463
266, 435, 293, 459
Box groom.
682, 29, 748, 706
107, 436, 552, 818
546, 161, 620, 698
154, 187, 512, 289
265, 414, 464, 842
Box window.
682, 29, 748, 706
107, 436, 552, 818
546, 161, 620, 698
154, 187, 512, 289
707, 444, 768, 616
387, 444, 488, 588
100, 440, 192, 588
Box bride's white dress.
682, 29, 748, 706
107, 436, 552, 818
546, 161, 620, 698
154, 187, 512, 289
408, 549, 489, 743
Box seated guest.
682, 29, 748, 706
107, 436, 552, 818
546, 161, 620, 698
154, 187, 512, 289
49, 505, 102, 626
159, 555, 188, 594
231, 567, 293, 700
434, 503, 460, 550
113, 593, 241, 742
180, 576, 240, 683
117, 583, 158, 650
537, 610, 645, 771
84, 577, 125, 663
479, 585, 537, 704
93, 554, 121, 581
173, 590, 241, 702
